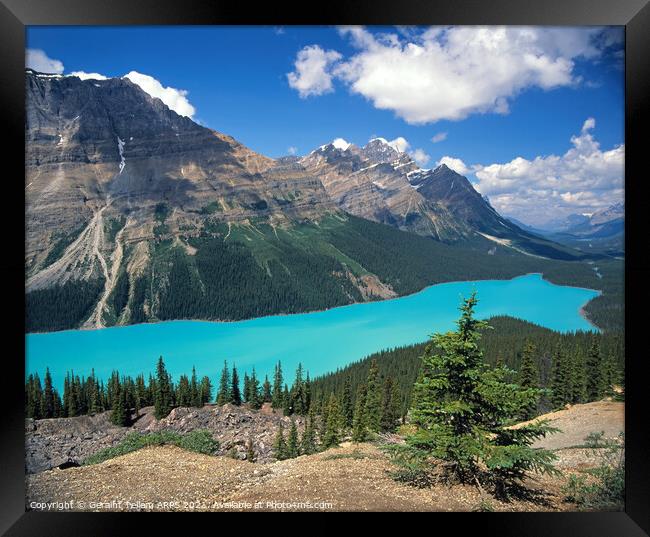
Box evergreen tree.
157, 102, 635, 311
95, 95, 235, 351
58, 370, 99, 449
41, 368, 55, 419
569, 349, 587, 404
216, 360, 230, 406
154, 356, 173, 419
262, 375, 272, 403
283, 384, 292, 416
352, 384, 368, 442
601, 353, 619, 397
177, 374, 191, 407
190, 366, 200, 407
273, 422, 287, 460
271, 361, 284, 409
380, 376, 400, 432
518, 341, 540, 419
586, 339, 604, 401
248, 368, 261, 409
364, 359, 381, 433
301, 407, 318, 455
393, 293, 559, 491
291, 363, 306, 415
550, 345, 570, 409
110, 379, 130, 426
243, 373, 251, 403
230, 365, 242, 406
200, 376, 212, 405
287, 419, 300, 458
341, 377, 354, 429
322, 393, 342, 448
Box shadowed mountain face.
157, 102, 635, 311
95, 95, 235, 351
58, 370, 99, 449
25, 70, 584, 332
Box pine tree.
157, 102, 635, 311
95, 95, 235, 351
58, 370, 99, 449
273, 422, 287, 460
200, 376, 212, 405
291, 363, 306, 415
41, 368, 55, 419
287, 419, 300, 458
601, 353, 619, 397
177, 375, 191, 407
216, 360, 230, 406
352, 384, 368, 442
322, 393, 342, 448
283, 384, 292, 415
393, 293, 559, 491
190, 366, 200, 407
364, 359, 381, 433
341, 377, 354, 429
586, 339, 604, 401
518, 341, 540, 419
380, 376, 400, 432
154, 356, 173, 419
304, 373, 312, 413
230, 365, 242, 406
262, 375, 272, 403
243, 373, 251, 403
550, 345, 570, 409
301, 407, 318, 455
110, 380, 130, 426
569, 349, 587, 404
248, 368, 261, 409
271, 361, 283, 410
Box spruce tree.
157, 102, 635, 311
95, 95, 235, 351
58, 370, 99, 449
154, 356, 173, 419
569, 349, 587, 404
230, 365, 242, 406
190, 366, 200, 407
273, 422, 287, 460
364, 359, 381, 433
341, 377, 354, 429
216, 360, 230, 406
380, 376, 400, 432
518, 341, 540, 419
287, 419, 300, 458
41, 368, 55, 419
352, 384, 368, 442
177, 375, 191, 407
282, 384, 292, 415
248, 368, 261, 409
200, 376, 212, 405
110, 380, 130, 426
243, 373, 251, 403
393, 293, 559, 491
262, 375, 272, 403
586, 339, 604, 401
301, 407, 318, 455
322, 393, 342, 448
271, 361, 283, 409
550, 345, 570, 409
291, 363, 306, 415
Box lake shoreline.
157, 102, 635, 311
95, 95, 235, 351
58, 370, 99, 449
26, 271, 603, 336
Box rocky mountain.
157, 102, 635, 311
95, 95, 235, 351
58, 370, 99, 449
25, 69, 586, 333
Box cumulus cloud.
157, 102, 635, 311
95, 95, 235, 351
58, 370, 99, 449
26, 49, 64, 74
472, 118, 624, 225
289, 26, 620, 124
386, 136, 409, 153
123, 71, 196, 118
410, 148, 431, 167
431, 132, 448, 143
287, 45, 342, 98
437, 156, 470, 175
69, 71, 108, 81
379, 136, 430, 166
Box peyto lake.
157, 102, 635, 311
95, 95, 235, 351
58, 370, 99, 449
26, 273, 599, 392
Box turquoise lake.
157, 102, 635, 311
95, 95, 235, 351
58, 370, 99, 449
26, 273, 599, 393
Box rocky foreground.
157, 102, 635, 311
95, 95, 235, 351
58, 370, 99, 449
26, 403, 304, 473
26, 401, 623, 512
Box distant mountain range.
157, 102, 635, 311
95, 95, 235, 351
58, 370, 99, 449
507, 203, 624, 257
25, 69, 596, 332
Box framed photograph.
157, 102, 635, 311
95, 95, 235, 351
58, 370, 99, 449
1, 0, 648, 533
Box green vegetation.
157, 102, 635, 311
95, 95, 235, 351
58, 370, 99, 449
386, 293, 560, 498
83, 430, 219, 465
26, 279, 104, 332
42, 224, 85, 268
562, 432, 625, 510
311, 316, 623, 418
27, 213, 623, 333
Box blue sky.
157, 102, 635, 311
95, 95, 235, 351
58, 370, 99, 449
26, 26, 624, 225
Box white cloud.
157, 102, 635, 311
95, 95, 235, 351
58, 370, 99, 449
410, 148, 431, 167
287, 146, 298, 155
386, 136, 409, 153
69, 71, 108, 81
437, 156, 470, 175
287, 45, 342, 98
472, 118, 624, 225
289, 26, 619, 124
26, 49, 64, 74
431, 132, 448, 143
123, 71, 196, 118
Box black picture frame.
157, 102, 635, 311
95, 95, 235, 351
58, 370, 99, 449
1, 0, 648, 533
